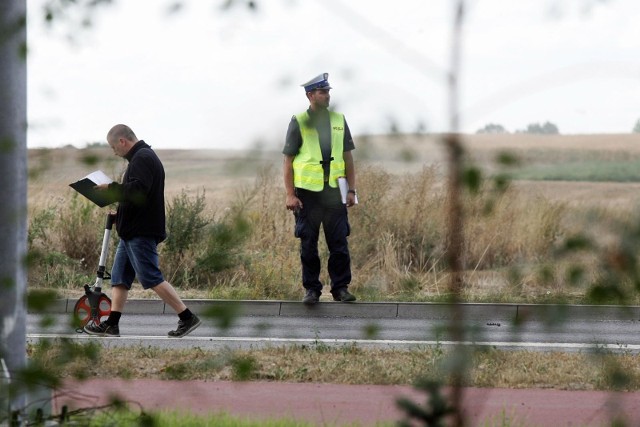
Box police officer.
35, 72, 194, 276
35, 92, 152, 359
283, 73, 357, 305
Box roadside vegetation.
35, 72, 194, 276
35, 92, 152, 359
27, 406, 525, 427
40, 401, 374, 427
48, 406, 406, 427
23, 135, 640, 425
26, 136, 640, 305
31, 340, 640, 392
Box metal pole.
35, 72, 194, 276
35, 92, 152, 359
0, 0, 28, 421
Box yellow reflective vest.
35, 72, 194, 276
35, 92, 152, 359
292, 111, 345, 191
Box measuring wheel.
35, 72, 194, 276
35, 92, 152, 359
74, 213, 116, 333
74, 292, 111, 331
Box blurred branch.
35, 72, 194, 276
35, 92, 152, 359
42, 0, 114, 27
316, 0, 446, 84
445, 1, 466, 426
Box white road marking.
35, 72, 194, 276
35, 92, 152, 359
26, 334, 640, 351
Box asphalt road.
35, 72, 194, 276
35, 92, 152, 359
27, 300, 640, 353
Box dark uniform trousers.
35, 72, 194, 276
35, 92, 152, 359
294, 187, 351, 295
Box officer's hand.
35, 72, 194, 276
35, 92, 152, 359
286, 194, 303, 211
346, 193, 356, 208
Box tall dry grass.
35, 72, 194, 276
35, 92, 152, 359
29, 140, 640, 303
213, 164, 567, 301
26, 161, 573, 302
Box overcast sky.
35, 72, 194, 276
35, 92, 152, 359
26, 0, 640, 150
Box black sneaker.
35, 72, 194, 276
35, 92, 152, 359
168, 314, 201, 338
332, 288, 356, 302
302, 289, 321, 305
84, 321, 120, 337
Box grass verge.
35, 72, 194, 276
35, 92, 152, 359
31, 341, 640, 391
60, 408, 379, 427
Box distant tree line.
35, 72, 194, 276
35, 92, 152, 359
476, 121, 560, 135
85, 141, 108, 148
478, 118, 640, 135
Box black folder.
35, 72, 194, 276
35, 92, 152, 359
69, 171, 115, 207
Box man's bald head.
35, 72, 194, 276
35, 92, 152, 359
107, 124, 138, 144
106, 124, 139, 157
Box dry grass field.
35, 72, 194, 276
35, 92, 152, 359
358, 132, 640, 209
28, 147, 266, 209
27, 133, 640, 303
29, 133, 640, 209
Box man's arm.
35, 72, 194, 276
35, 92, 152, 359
283, 117, 303, 211
284, 154, 302, 211
344, 150, 356, 207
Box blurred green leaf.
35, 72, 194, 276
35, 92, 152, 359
567, 265, 585, 286
0, 137, 15, 153
587, 284, 626, 304
492, 173, 510, 193
362, 323, 380, 339
562, 234, 593, 252
463, 166, 482, 194
80, 153, 100, 166
397, 379, 456, 427
231, 355, 256, 381
27, 289, 58, 312
496, 151, 520, 167
203, 302, 240, 330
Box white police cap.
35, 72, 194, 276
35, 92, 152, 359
301, 73, 332, 92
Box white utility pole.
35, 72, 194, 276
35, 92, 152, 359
0, 0, 28, 422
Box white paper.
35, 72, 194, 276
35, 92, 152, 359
85, 170, 113, 185
338, 176, 358, 205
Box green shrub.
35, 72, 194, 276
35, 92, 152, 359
164, 189, 209, 257
28, 194, 104, 289
196, 212, 251, 276
162, 189, 210, 286
57, 193, 104, 269
27, 206, 56, 247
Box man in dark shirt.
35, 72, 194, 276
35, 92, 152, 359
283, 73, 358, 305
84, 124, 201, 337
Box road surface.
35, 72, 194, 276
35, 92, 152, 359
28, 300, 640, 352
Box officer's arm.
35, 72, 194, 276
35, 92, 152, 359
283, 154, 296, 198
344, 150, 356, 192
344, 151, 356, 207
284, 155, 302, 210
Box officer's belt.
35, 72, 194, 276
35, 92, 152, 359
320, 157, 334, 182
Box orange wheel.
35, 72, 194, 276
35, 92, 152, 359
74, 294, 111, 327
